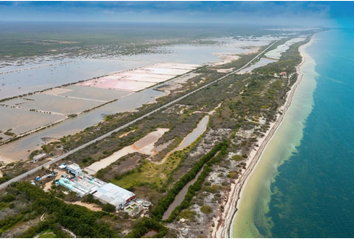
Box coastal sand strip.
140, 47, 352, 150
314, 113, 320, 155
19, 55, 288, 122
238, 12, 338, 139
211, 38, 313, 238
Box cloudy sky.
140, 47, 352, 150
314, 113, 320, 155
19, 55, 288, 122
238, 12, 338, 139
0, 1, 353, 26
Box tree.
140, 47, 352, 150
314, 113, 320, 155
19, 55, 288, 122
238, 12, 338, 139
102, 203, 116, 213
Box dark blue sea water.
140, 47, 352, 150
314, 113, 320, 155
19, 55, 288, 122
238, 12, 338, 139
266, 28, 354, 237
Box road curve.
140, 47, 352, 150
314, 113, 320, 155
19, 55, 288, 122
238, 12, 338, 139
0, 40, 278, 190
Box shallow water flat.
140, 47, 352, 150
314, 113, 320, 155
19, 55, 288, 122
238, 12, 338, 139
5, 94, 103, 114
0, 106, 65, 135
93, 79, 155, 91
55, 85, 131, 101
0, 88, 165, 162
238, 58, 276, 74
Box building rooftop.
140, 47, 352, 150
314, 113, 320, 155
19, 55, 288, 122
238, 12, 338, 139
93, 183, 135, 208
66, 163, 81, 171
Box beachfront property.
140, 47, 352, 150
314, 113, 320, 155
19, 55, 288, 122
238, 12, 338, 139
56, 164, 135, 209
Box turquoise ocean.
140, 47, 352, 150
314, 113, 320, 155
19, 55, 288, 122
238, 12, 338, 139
232, 28, 354, 237
266, 28, 354, 237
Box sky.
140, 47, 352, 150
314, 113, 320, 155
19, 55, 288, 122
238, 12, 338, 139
0, 1, 353, 26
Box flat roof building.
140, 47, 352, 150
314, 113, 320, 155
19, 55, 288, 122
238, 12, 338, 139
56, 164, 135, 209
93, 183, 136, 210
66, 163, 82, 176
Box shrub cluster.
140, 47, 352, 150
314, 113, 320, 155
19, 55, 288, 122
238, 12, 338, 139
124, 217, 168, 238
164, 142, 228, 222
14, 182, 117, 238
151, 140, 228, 221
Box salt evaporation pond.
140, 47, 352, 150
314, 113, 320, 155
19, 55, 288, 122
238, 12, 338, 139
0, 88, 165, 163
0, 37, 273, 162
0, 37, 273, 100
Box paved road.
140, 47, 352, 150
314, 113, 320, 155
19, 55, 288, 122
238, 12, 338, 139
0, 40, 278, 190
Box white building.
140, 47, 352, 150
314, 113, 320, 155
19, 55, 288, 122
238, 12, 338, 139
66, 163, 82, 176
56, 164, 135, 209
93, 183, 136, 209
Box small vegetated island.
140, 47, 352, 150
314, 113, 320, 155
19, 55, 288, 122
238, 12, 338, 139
0, 25, 321, 238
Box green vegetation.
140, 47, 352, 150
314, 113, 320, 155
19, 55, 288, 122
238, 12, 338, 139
254, 39, 309, 76
112, 136, 202, 191
102, 203, 116, 213
179, 210, 196, 221
151, 141, 227, 221
14, 182, 117, 238
200, 205, 213, 214
38, 230, 56, 238
19, 220, 71, 238
164, 142, 228, 222
232, 154, 243, 161
124, 217, 168, 238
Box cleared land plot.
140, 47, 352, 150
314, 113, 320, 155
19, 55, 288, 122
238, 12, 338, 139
6, 94, 103, 115
56, 85, 131, 101
0, 106, 65, 135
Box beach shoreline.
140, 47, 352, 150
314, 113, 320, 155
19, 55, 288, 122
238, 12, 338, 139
210, 37, 314, 238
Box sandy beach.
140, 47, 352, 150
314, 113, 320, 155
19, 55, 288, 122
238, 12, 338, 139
210, 38, 313, 238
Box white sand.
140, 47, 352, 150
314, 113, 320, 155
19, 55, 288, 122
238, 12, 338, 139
211, 54, 240, 66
